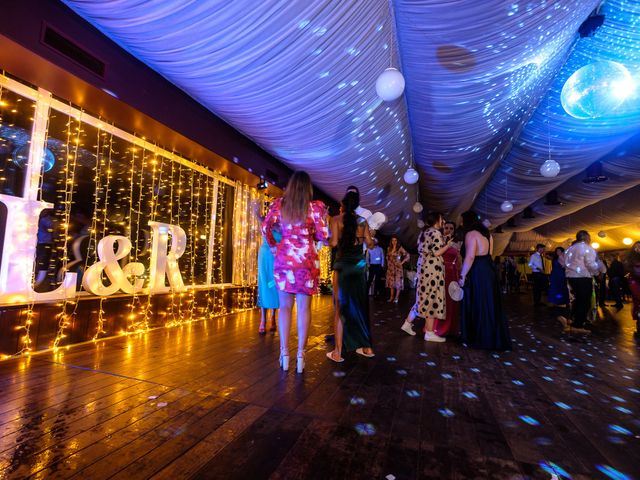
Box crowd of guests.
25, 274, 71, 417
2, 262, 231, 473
255, 170, 638, 374
525, 234, 640, 338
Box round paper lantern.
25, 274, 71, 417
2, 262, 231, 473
403, 167, 419, 185
482, 218, 492, 229
623, 237, 633, 246
597, 231, 607, 238
13, 145, 55, 172
500, 200, 513, 213
561, 60, 634, 119
412, 202, 423, 213
375, 67, 405, 102
540, 159, 560, 178
417, 219, 425, 229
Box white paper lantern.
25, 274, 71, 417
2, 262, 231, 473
375, 67, 405, 101
500, 200, 513, 213
540, 159, 560, 178
403, 167, 419, 185
412, 202, 423, 213
417, 219, 425, 229
597, 230, 607, 238
482, 218, 492, 229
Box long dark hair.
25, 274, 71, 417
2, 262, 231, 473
339, 191, 359, 249
552, 246, 564, 262
281, 171, 313, 223
461, 210, 489, 236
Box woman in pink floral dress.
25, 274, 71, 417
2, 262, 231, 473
263, 171, 328, 374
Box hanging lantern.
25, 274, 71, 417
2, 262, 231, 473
403, 167, 419, 184
500, 200, 513, 213
597, 231, 607, 238
540, 159, 560, 178
417, 219, 425, 229
412, 201, 423, 213
375, 67, 405, 102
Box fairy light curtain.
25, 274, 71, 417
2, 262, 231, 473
231, 183, 261, 286
62, 0, 417, 240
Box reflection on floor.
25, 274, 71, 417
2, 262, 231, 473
0, 293, 638, 479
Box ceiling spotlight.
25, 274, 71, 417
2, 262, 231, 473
591, 242, 600, 249
257, 180, 269, 190
598, 231, 607, 238
623, 237, 633, 245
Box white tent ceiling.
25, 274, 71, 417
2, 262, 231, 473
63, 0, 640, 248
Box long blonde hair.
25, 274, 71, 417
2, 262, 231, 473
281, 170, 313, 223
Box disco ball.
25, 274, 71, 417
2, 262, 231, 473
13, 145, 55, 172
403, 167, 419, 185
540, 159, 560, 178
500, 200, 513, 213
561, 60, 635, 119
375, 67, 405, 102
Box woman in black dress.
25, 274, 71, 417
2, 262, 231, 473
458, 211, 511, 351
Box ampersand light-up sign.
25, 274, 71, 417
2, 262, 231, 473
82, 236, 145, 296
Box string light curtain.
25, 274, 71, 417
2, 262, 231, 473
63, 0, 417, 239
231, 183, 261, 286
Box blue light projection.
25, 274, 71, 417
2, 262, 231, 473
596, 464, 632, 480
539, 461, 572, 479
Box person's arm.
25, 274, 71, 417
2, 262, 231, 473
399, 247, 409, 264
329, 215, 340, 248
459, 233, 477, 286
433, 232, 452, 257
262, 201, 279, 247
362, 222, 374, 249
312, 201, 329, 244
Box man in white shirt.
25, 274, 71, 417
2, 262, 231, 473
528, 243, 546, 306
563, 230, 606, 329
366, 238, 385, 297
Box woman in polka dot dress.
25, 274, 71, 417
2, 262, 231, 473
401, 212, 452, 342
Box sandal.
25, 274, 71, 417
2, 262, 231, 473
326, 351, 344, 363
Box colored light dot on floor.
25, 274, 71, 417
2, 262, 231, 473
419, 352, 428, 357
608, 425, 631, 435
426, 361, 437, 367
519, 415, 540, 426
354, 423, 376, 436
405, 389, 420, 398
615, 406, 632, 414
504, 361, 513, 366
596, 464, 632, 480
386, 356, 396, 362
575, 389, 589, 395
462, 391, 477, 399
470, 368, 480, 373
441, 373, 453, 379
542, 376, 554, 382
570, 380, 584, 385
539, 461, 570, 478
607, 436, 626, 445
611, 396, 626, 403
629, 388, 640, 394
555, 402, 572, 410
512, 379, 524, 386
350, 397, 366, 405
438, 408, 455, 418
396, 369, 407, 376
333, 371, 346, 377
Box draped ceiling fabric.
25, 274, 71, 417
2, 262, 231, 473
63, 0, 640, 249
475, 0, 640, 233
63, 0, 418, 238
394, 0, 600, 218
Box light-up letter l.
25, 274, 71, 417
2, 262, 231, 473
0, 89, 76, 304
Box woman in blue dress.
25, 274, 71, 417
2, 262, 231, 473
256, 205, 280, 334
548, 247, 569, 306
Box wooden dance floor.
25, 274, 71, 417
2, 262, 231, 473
0, 294, 638, 479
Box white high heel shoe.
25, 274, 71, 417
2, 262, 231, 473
279, 349, 289, 371
296, 351, 305, 374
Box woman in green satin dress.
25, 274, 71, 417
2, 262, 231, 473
326, 191, 375, 362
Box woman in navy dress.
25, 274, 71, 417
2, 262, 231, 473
548, 247, 569, 306
458, 211, 511, 351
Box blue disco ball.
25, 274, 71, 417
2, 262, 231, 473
12, 145, 55, 172
561, 61, 634, 119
